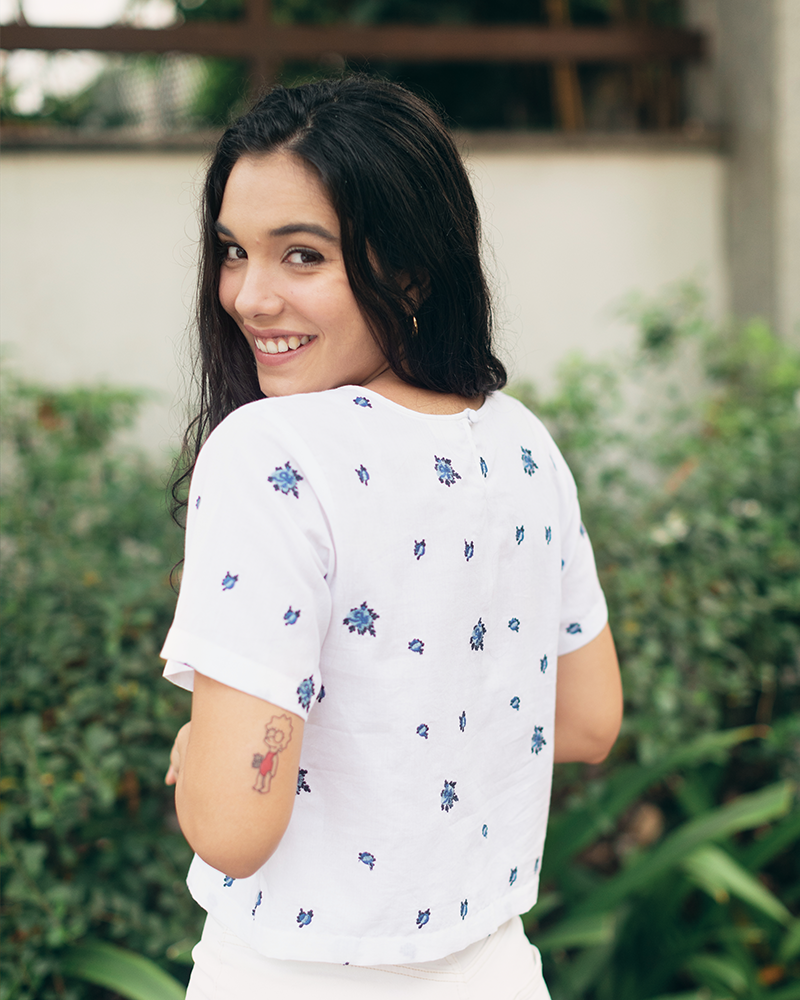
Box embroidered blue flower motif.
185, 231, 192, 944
521, 447, 538, 476
545, 525, 552, 544
566, 622, 582, 635
317, 685, 326, 703
417, 723, 429, 739
534, 857, 540, 874
510, 696, 520, 711
509, 867, 518, 886
416, 909, 430, 929
414, 539, 426, 560
508, 618, 520, 632
297, 768, 311, 795
460, 900, 468, 919
516, 525, 525, 545
434, 455, 461, 487
480, 456, 488, 478
531, 726, 546, 755
459, 710, 467, 732
223, 875, 235, 887
464, 539, 474, 562
195, 496, 201, 509
297, 676, 315, 711
356, 464, 370, 485
359, 852, 376, 871
284, 606, 300, 625
353, 396, 372, 408
441, 780, 459, 812
408, 638, 425, 654
561, 559, 565, 570
343, 602, 379, 636
252, 891, 262, 917
268, 462, 303, 498
580, 523, 586, 536
482, 824, 488, 838
221, 572, 238, 591
470, 618, 486, 651
297, 909, 313, 928
540, 654, 548, 674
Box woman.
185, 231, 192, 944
163, 75, 622, 999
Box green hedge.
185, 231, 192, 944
1, 288, 798, 998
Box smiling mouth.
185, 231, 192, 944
254, 335, 312, 355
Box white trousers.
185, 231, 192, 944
187, 913, 552, 1000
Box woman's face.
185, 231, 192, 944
217, 151, 388, 397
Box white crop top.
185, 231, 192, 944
162, 386, 607, 966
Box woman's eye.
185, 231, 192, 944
220, 243, 246, 262
285, 248, 323, 266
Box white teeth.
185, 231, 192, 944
256, 335, 311, 355
277, 340, 289, 353
300, 336, 310, 345
264, 340, 279, 355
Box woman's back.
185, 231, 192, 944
164, 386, 606, 964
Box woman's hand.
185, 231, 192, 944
165, 722, 192, 786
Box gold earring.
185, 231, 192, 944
412, 316, 419, 336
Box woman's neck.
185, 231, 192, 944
362, 369, 484, 416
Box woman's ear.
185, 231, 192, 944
399, 271, 431, 310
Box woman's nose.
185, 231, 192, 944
234, 263, 284, 320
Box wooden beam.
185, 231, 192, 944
0, 23, 705, 63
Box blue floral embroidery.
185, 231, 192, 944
460, 900, 468, 919
540, 654, 548, 673
195, 496, 201, 509
221, 572, 238, 591
508, 618, 520, 632
268, 462, 303, 498
416, 909, 430, 929
566, 622, 582, 635
516, 525, 525, 545
297, 769, 311, 795
561, 559, 565, 570
464, 539, 474, 562
470, 618, 486, 651
534, 857, 540, 874
297, 909, 313, 928
480, 457, 488, 478
545, 526, 552, 544
531, 726, 546, 755
414, 539, 426, 560
359, 852, 376, 871
459, 710, 467, 732
297, 676, 315, 711
408, 638, 425, 654
252, 891, 262, 917
510, 696, 520, 711
284, 606, 300, 625
521, 447, 538, 476
482, 824, 488, 838
317, 685, 326, 703
509, 867, 518, 886
223, 875, 235, 887
417, 723, 429, 739
353, 396, 372, 408
356, 464, 370, 485
580, 523, 586, 536
441, 780, 459, 812
434, 455, 461, 487
343, 602, 379, 636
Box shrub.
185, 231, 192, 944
0, 375, 197, 1000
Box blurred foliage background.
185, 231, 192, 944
1, 0, 687, 133
1, 289, 798, 999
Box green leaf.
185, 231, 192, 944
61, 940, 185, 1000
531, 912, 616, 953
573, 782, 794, 917
683, 953, 749, 994
681, 843, 794, 924
779, 919, 800, 963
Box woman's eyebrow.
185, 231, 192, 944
269, 223, 339, 243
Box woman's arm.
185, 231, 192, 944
553, 623, 622, 764
166, 671, 305, 878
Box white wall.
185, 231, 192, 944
0, 146, 726, 456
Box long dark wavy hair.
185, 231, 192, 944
172, 74, 506, 523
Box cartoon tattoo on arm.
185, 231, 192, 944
251, 715, 293, 793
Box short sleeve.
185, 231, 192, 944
547, 439, 608, 656
161, 403, 334, 719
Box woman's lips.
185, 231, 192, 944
248, 330, 315, 364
